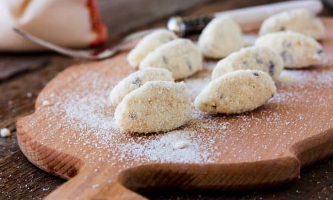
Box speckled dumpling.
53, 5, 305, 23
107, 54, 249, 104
110, 68, 174, 106
259, 9, 325, 40
255, 31, 323, 68
198, 16, 243, 59
194, 70, 276, 114
115, 81, 192, 133
140, 39, 203, 80
127, 29, 178, 67
212, 46, 284, 81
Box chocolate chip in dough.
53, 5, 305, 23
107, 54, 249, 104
131, 77, 142, 86
268, 61, 275, 76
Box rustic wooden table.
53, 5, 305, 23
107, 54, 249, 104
0, 0, 332, 199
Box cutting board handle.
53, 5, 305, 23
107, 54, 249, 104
44, 167, 147, 200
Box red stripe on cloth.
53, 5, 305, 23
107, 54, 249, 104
87, 0, 107, 46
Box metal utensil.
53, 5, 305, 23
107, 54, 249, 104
13, 0, 322, 60
168, 0, 322, 35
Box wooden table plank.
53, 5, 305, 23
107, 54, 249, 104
0, 151, 64, 200
0, 54, 50, 80
0, 0, 332, 199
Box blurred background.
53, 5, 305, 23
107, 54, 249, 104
98, 0, 333, 42
1, 0, 333, 200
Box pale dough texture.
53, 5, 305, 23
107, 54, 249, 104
259, 9, 325, 40
140, 39, 203, 80
195, 70, 276, 114
115, 81, 192, 133
255, 31, 323, 68
127, 29, 178, 67
110, 68, 174, 106
212, 46, 284, 81
198, 16, 243, 59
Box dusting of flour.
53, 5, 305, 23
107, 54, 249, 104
29, 62, 333, 170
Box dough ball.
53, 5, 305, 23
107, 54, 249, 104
198, 16, 243, 59
110, 68, 174, 106
255, 31, 323, 68
259, 9, 325, 40
194, 70, 276, 114
127, 29, 178, 67
115, 81, 192, 133
212, 46, 284, 81
140, 39, 203, 80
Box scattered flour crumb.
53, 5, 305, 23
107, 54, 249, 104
221, 125, 228, 130
26, 92, 32, 98
42, 100, 51, 106
121, 130, 214, 163
174, 141, 190, 149
1, 128, 11, 137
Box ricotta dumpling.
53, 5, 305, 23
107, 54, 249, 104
198, 16, 243, 59
127, 29, 178, 67
110, 68, 174, 106
115, 81, 192, 133
194, 70, 276, 114
212, 46, 284, 81
259, 9, 325, 40
140, 39, 203, 80
255, 31, 323, 68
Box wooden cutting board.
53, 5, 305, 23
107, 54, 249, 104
17, 18, 333, 200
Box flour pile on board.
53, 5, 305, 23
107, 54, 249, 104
121, 130, 215, 163
65, 95, 117, 131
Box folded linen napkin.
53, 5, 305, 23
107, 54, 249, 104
0, 0, 107, 51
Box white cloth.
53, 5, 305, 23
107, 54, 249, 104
0, 0, 107, 51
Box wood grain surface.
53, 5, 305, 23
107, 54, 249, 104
1, 0, 333, 200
